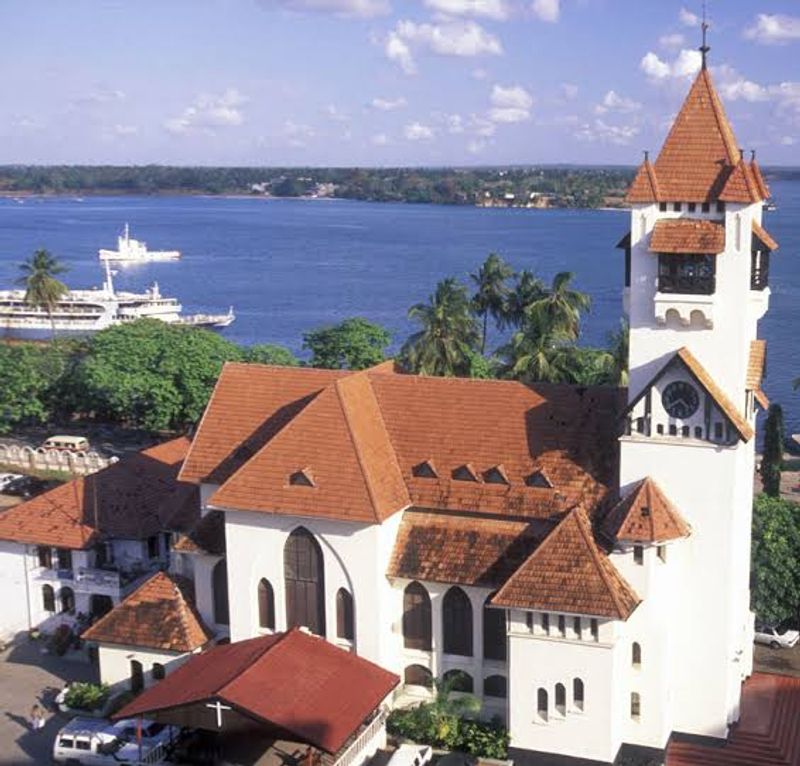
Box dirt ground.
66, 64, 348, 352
753, 641, 800, 678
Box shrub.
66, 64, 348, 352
64, 682, 111, 712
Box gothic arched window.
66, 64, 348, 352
403, 582, 431, 651
336, 588, 354, 641
443, 586, 473, 656
213, 560, 229, 625
404, 664, 433, 688
42, 584, 55, 613
284, 528, 325, 636
483, 595, 506, 661
573, 678, 585, 711
258, 579, 275, 630
60, 586, 75, 613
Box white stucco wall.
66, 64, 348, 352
0, 541, 33, 641
96, 643, 193, 694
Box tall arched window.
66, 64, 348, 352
213, 560, 229, 626
336, 588, 355, 641
632, 642, 642, 668
403, 582, 431, 651
631, 692, 641, 719
537, 688, 548, 722
130, 660, 144, 693
42, 584, 55, 613
443, 586, 473, 656
284, 527, 325, 635
573, 678, 584, 711
555, 683, 566, 716
258, 579, 275, 630
60, 586, 75, 613
404, 664, 433, 688
483, 596, 506, 661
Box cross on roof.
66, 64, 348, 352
206, 699, 232, 728
700, 2, 710, 69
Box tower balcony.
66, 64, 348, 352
654, 291, 717, 329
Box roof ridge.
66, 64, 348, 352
218, 629, 295, 699
643, 479, 655, 540
702, 69, 740, 166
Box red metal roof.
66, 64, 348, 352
115, 628, 399, 755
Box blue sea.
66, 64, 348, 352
0, 183, 797, 433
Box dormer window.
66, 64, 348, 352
483, 465, 510, 485
452, 464, 479, 482
525, 470, 553, 489
716, 201, 726, 213
412, 461, 438, 479
289, 469, 315, 487
688, 202, 696, 213
701, 202, 710, 213
659, 202, 667, 212
672, 202, 681, 212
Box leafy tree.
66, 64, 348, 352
525, 271, 591, 342
401, 278, 480, 377
761, 404, 785, 497
246, 344, 300, 367
751, 494, 800, 626
303, 317, 390, 370
606, 317, 630, 387
0, 344, 55, 431
470, 253, 514, 353
76, 319, 243, 430
503, 269, 546, 329
498, 313, 581, 384
16, 249, 68, 339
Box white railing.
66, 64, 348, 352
0, 443, 118, 476
326, 709, 388, 766
75, 567, 121, 592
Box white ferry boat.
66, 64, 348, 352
98, 224, 181, 262
0, 262, 234, 340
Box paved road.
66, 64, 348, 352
0, 640, 96, 765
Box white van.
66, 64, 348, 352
53, 717, 170, 765
41, 435, 90, 453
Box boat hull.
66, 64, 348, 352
99, 249, 181, 262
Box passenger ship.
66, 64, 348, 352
0, 262, 234, 340
98, 224, 181, 262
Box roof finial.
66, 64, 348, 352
739, 148, 744, 161
643, 149, 649, 162
700, 1, 710, 70
751, 149, 757, 161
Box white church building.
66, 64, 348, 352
167, 56, 778, 764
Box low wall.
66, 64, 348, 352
0, 444, 117, 476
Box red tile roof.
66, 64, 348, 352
649, 219, 726, 254
491, 507, 640, 620
198, 366, 623, 523
387, 510, 545, 588
172, 510, 226, 556
718, 159, 761, 204
115, 628, 400, 755
747, 340, 769, 410
601, 478, 691, 544
750, 158, 771, 200
626, 157, 661, 204
753, 220, 779, 252
82, 572, 212, 653
0, 437, 197, 549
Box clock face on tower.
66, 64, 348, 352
661, 381, 700, 419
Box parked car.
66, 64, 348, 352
41, 434, 90, 453
107, 718, 181, 747
3, 475, 48, 498
0, 473, 24, 491
53, 716, 173, 765
755, 623, 800, 649
387, 744, 434, 766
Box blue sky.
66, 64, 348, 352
1, 0, 798, 166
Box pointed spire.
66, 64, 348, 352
700, 2, 710, 70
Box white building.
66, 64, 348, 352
170, 58, 780, 765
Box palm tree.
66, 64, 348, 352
606, 317, 629, 387
498, 312, 581, 383
470, 253, 514, 353
401, 277, 480, 377
503, 269, 547, 329
525, 271, 591, 342
17, 249, 68, 339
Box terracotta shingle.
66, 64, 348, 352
492, 507, 640, 620
649, 219, 725, 254
173, 510, 226, 556
82, 572, 212, 653
746, 340, 769, 410
625, 157, 661, 204
387, 510, 545, 588
718, 159, 761, 204
753, 220, 779, 252
115, 628, 400, 756
750, 158, 771, 200
601, 478, 691, 544
0, 437, 197, 549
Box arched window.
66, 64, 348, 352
573, 678, 584, 711
483, 675, 507, 699
403, 582, 431, 651
555, 683, 566, 716
404, 664, 433, 688
212, 560, 229, 626
336, 588, 354, 641
632, 642, 642, 668
37, 547, 53, 569
537, 688, 548, 722
443, 669, 473, 693
258, 579, 275, 631
42, 584, 55, 613
130, 660, 144, 693
152, 663, 165, 681
284, 527, 325, 636
483, 596, 506, 661
631, 692, 641, 719
443, 586, 473, 656
60, 586, 75, 613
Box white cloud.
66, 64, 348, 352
164, 89, 247, 135
531, 0, 559, 23
261, 0, 389, 18
385, 33, 416, 74
324, 104, 349, 121
714, 65, 769, 103
423, 0, 508, 20
469, 113, 497, 136
112, 124, 138, 136
575, 118, 639, 146
446, 114, 465, 133
283, 120, 315, 147
659, 33, 685, 51
594, 90, 641, 115
471, 67, 489, 80
640, 49, 701, 81
404, 121, 436, 141
744, 14, 800, 45
679, 7, 699, 27
371, 96, 407, 111
489, 84, 533, 123
780, 135, 796, 146
467, 138, 491, 153
371, 132, 390, 145
560, 82, 579, 100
